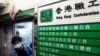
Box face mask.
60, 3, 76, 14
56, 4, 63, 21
14, 43, 22, 49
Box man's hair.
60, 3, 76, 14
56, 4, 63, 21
11, 36, 22, 44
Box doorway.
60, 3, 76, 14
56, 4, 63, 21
14, 21, 32, 45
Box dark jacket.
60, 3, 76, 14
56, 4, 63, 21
11, 43, 32, 56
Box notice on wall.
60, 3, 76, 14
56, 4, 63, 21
38, 0, 100, 26
38, 0, 100, 56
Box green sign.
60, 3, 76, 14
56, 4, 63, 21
38, 41, 100, 54
37, 23, 100, 56
38, 32, 100, 38
38, 23, 100, 31
38, 0, 100, 55
38, 37, 100, 46
40, 8, 53, 22
37, 47, 99, 56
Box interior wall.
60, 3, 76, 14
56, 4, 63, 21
4, 24, 13, 56
0, 27, 5, 56
0, 23, 11, 56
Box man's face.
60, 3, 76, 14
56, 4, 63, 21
13, 40, 22, 49
14, 40, 20, 45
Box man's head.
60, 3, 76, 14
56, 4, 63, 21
11, 36, 22, 49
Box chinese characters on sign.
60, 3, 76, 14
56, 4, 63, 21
38, 0, 100, 55
65, 5, 73, 12
38, 41, 93, 53
56, 7, 62, 14
75, 2, 85, 10
56, 0, 100, 20
88, 0, 100, 7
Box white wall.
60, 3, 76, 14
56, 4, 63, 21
0, 0, 6, 4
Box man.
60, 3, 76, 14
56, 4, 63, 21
11, 36, 32, 56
